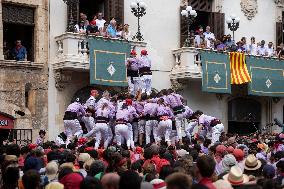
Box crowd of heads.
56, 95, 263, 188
193, 26, 284, 59
75, 12, 131, 40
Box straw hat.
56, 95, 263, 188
45, 182, 64, 189
244, 154, 262, 170
223, 166, 249, 186
213, 180, 233, 189
78, 153, 91, 163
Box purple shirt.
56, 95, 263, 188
183, 106, 193, 118
167, 93, 183, 108
143, 102, 158, 116
126, 57, 139, 71
96, 107, 111, 118
84, 96, 96, 109
128, 106, 139, 121
198, 114, 216, 128
116, 108, 131, 121
138, 56, 151, 68
96, 97, 112, 109
133, 101, 144, 115
157, 105, 174, 118
66, 102, 86, 116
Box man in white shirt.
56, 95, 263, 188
96, 12, 106, 30
204, 26, 215, 49
266, 42, 275, 57
249, 37, 257, 55
257, 40, 267, 56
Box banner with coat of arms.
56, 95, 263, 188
246, 56, 284, 97
201, 51, 231, 94
88, 37, 130, 87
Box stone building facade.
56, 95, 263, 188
0, 0, 49, 143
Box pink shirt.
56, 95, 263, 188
198, 114, 216, 128
167, 93, 183, 108
66, 102, 86, 116
116, 108, 131, 121
138, 56, 151, 68
143, 102, 158, 116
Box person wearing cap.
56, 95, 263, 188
35, 130, 46, 145
243, 154, 262, 177
138, 49, 152, 95
84, 89, 99, 109
155, 98, 174, 146
126, 50, 141, 96
233, 149, 245, 171
63, 98, 86, 145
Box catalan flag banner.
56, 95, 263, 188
201, 51, 231, 94
246, 56, 284, 97
229, 52, 251, 84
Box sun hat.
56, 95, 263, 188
223, 166, 249, 186
150, 179, 166, 189
244, 154, 262, 170
78, 153, 91, 163
46, 161, 58, 181
45, 182, 64, 189
213, 179, 233, 189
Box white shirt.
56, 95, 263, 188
249, 44, 258, 55
257, 46, 267, 55
204, 32, 215, 49
266, 47, 274, 57
95, 19, 106, 30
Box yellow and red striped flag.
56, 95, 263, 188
229, 52, 251, 84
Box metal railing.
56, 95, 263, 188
8, 129, 32, 146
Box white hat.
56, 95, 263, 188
78, 153, 91, 163
244, 154, 262, 170
223, 166, 249, 186
213, 180, 233, 189
46, 161, 58, 181
45, 182, 64, 189
150, 179, 166, 189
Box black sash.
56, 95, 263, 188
63, 111, 77, 120
139, 67, 152, 76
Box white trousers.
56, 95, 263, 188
132, 122, 139, 143
128, 76, 141, 96
81, 116, 95, 133
145, 120, 158, 144
155, 120, 172, 142
175, 113, 184, 140
64, 119, 83, 144
115, 124, 132, 148
94, 123, 109, 149
141, 75, 152, 95
138, 119, 146, 134
185, 121, 198, 139
211, 123, 224, 144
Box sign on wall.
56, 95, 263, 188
0, 113, 15, 129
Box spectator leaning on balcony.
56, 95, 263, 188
75, 21, 87, 33
86, 18, 99, 35
204, 26, 215, 49
99, 23, 109, 37
248, 36, 257, 55
266, 42, 275, 57
257, 40, 267, 56
107, 19, 117, 38
241, 37, 249, 53
10, 40, 27, 61
122, 24, 131, 40
80, 13, 89, 27
96, 12, 106, 30
225, 34, 234, 48
194, 28, 205, 48
116, 24, 123, 38
277, 43, 284, 59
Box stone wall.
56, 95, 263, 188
0, 0, 49, 142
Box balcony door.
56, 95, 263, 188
228, 98, 261, 135
78, 0, 124, 23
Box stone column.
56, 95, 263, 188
0, 1, 5, 60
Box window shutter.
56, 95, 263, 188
276, 22, 283, 46
104, 0, 124, 24
209, 12, 224, 41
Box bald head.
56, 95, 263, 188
101, 173, 120, 189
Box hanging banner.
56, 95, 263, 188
201, 51, 231, 94
229, 52, 251, 84
0, 113, 15, 129
247, 56, 284, 97
88, 37, 130, 87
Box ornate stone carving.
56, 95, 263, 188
180, 0, 188, 7
240, 0, 258, 20
170, 79, 186, 91
54, 71, 72, 91
275, 0, 284, 7
215, 0, 223, 12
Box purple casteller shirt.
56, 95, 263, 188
138, 56, 151, 68
133, 101, 145, 116
96, 107, 111, 118
183, 106, 193, 118
167, 93, 183, 109
96, 97, 112, 109
127, 105, 139, 121
126, 57, 139, 71
116, 108, 131, 122
198, 114, 216, 128
143, 102, 158, 117
157, 105, 174, 118
66, 102, 86, 116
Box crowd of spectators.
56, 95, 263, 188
2, 132, 284, 189
75, 12, 131, 40
193, 26, 284, 59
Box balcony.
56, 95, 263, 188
53, 32, 147, 71
170, 47, 202, 80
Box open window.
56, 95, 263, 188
2, 4, 35, 61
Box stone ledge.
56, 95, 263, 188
0, 60, 44, 69
52, 61, 89, 71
